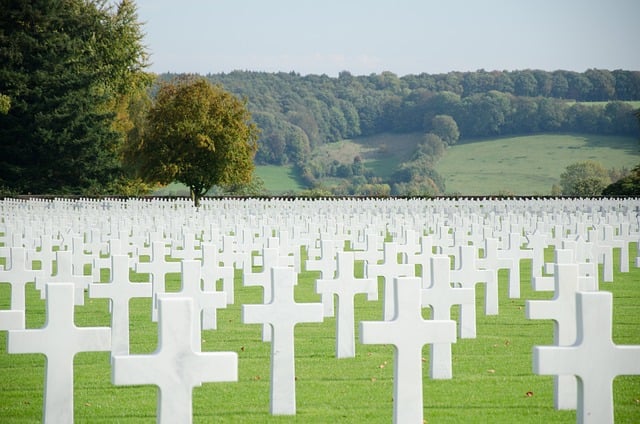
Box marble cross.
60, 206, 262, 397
88, 255, 152, 355
316, 251, 376, 358
112, 297, 238, 424
533, 291, 640, 424
526, 252, 581, 410
360, 277, 456, 424
242, 267, 324, 415
421, 255, 475, 378
135, 241, 180, 321
8, 283, 111, 423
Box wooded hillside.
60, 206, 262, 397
165, 70, 640, 170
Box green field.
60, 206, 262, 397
436, 133, 640, 195
254, 165, 305, 194
1, 247, 639, 422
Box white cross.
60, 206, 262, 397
0, 247, 41, 314
135, 241, 180, 321
450, 245, 498, 315
88, 255, 152, 355
533, 291, 640, 424
112, 297, 237, 424
200, 243, 235, 328
242, 267, 324, 415
360, 277, 456, 424
526, 253, 580, 410
244, 247, 292, 341
479, 237, 519, 299
159, 260, 226, 350
366, 242, 414, 320
35, 250, 91, 306
316, 251, 376, 358
7, 283, 111, 424
421, 256, 475, 379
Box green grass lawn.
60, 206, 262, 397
1, 245, 638, 422
254, 165, 306, 194
310, 133, 420, 183
436, 133, 640, 195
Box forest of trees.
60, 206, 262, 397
179, 69, 640, 169
152, 69, 638, 195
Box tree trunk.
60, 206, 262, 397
189, 188, 201, 208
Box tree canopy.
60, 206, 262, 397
125, 77, 259, 206
0, 0, 150, 195
559, 160, 611, 196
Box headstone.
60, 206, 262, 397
244, 247, 292, 341
316, 251, 376, 358
7, 283, 111, 424
35, 250, 92, 306
366, 242, 414, 320
88, 255, 153, 355
159, 260, 226, 348
533, 291, 640, 424
242, 267, 324, 415
526, 252, 580, 410
450, 245, 498, 315
422, 256, 475, 378
360, 277, 456, 424
406, 235, 434, 289
135, 241, 180, 321
200, 243, 235, 327
91, 238, 124, 283
0, 246, 41, 313
112, 297, 238, 424
306, 238, 340, 316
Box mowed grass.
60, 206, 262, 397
311, 133, 420, 181
254, 165, 306, 194
436, 133, 640, 195
0, 246, 639, 423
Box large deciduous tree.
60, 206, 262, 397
126, 77, 259, 206
0, 0, 150, 195
559, 160, 611, 196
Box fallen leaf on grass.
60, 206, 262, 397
487, 369, 496, 374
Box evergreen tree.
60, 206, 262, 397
0, 0, 150, 194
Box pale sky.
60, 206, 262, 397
131, 0, 640, 76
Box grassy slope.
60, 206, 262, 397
254, 165, 305, 194
0, 245, 639, 422
435, 133, 640, 195
152, 133, 639, 195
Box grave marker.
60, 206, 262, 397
366, 242, 414, 320
88, 255, 152, 355
8, 283, 111, 424
135, 241, 180, 321
316, 251, 376, 358
422, 256, 475, 378
159, 260, 227, 349
533, 291, 640, 424
0, 247, 41, 313
360, 277, 456, 424
112, 297, 238, 424
35, 250, 91, 306
450, 245, 498, 315
526, 253, 580, 410
242, 267, 324, 415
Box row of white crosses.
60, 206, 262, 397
1, 197, 639, 423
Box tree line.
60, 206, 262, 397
196, 69, 640, 169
